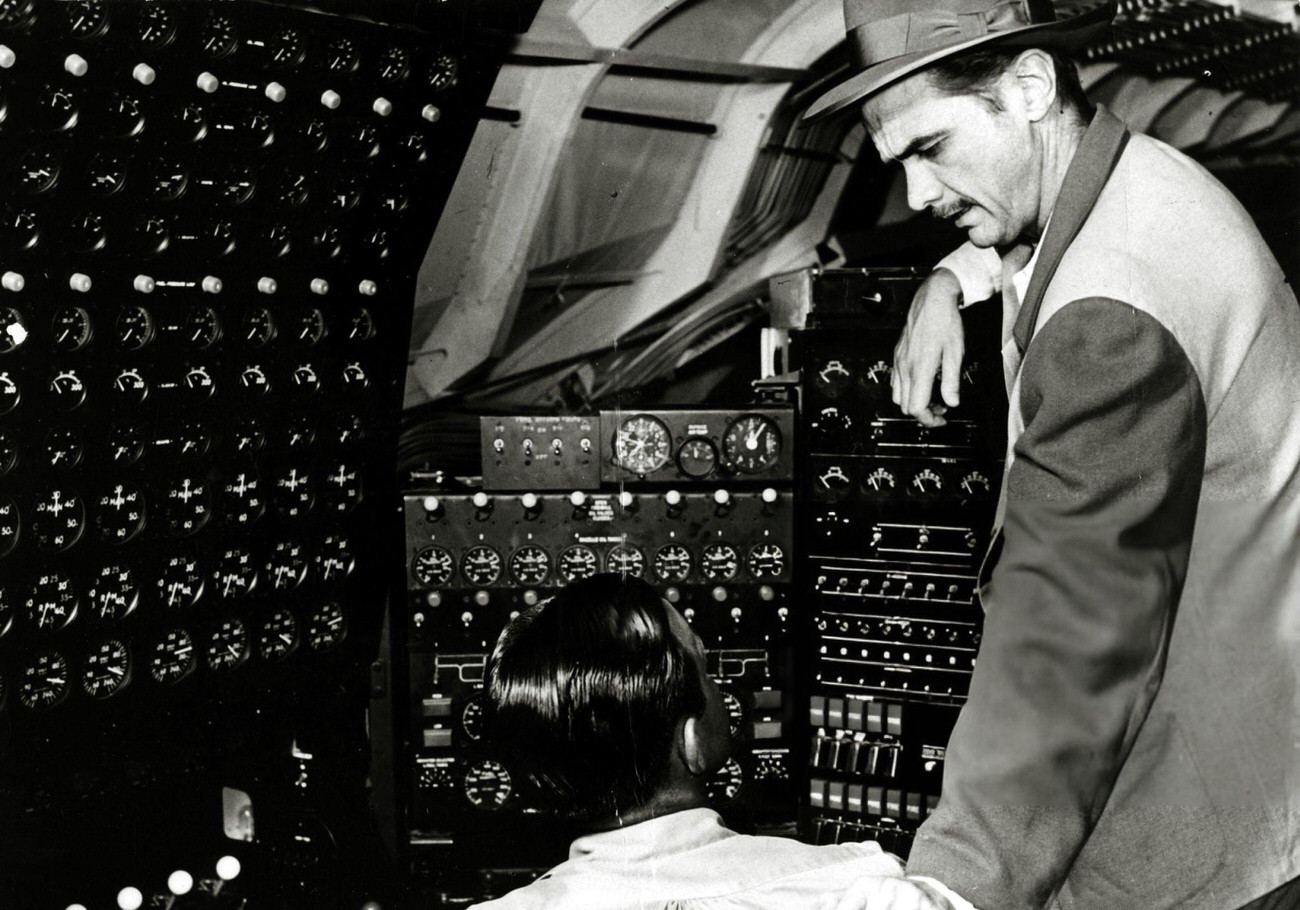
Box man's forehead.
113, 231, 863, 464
863, 76, 954, 157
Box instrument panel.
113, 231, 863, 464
600, 407, 794, 484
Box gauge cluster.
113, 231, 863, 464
599, 408, 794, 484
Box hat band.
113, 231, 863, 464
848, 0, 1051, 69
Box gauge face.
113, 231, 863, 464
326, 37, 360, 72
285, 415, 316, 449
172, 419, 211, 458
323, 463, 362, 513
88, 563, 138, 621
137, 2, 177, 49
908, 468, 944, 499
428, 52, 459, 91
0, 497, 17, 558
259, 609, 299, 661
220, 471, 264, 526
722, 415, 781, 474
182, 368, 215, 404
605, 544, 645, 578
653, 544, 692, 583
242, 308, 276, 348
87, 151, 129, 197
51, 306, 92, 351
336, 412, 366, 446
151, 159, 189, 201
307, 602, 346, 652
18, 651, 72, 711
328, 175, 364, 212
82, 639, 131, 699
861, 467, 897, 499
33, 488, 85, 551
96, 483, 146, 544
293, 308, 327, 346
19, 148, 60, 194
200, 12, 238, 57
232, 417, 266, 454
463, 760, 511, 809
150, 628, 196, 684
109, 424, 145, 465
266, 540, 308, 591
26, 573, 78, 632
613, 415, 671, 475
274, 468, 314, 518
49, 369, 87, 411
214, 547, 257, 599
557, 545, 599, 583
461, 694, 485, 740
677, 438, 717, 478
116, 305, 154, 350
315, 535, 355, 581
112, 368, 149, 406
340, 362, 369, 391
705, 757, 744, 803
747, 543, 786, 580
960, 471, 992, 499
460, 546, 502, 586
413, 546, 454, 587
157, 554, 203, 608
186, 306, 222, 349
66, 0, 109, 37
0, 0, 36, 30
0, 373, 20, 415
700, 544, 739, 582
0, 586, 12, 637
814, 464, 851, 502
347, 308, 375, 341
165, 477, 211, 537
378, 46, 410, 82
1, 307, 28, 353
268, 27, 305, 67
207, 618, 249, 671
0, 428, 16, 475
220, 166, 256, 206
44, 427, 84, 469
722, 689, 745, 736
509, 546, 550, 586
278, 173, 310, 208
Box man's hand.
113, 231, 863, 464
826, 876, 958, 910
891, 268, 965, 427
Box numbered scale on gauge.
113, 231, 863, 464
508, 545, 550, 586
460, 546, 502, 586
323, 462, 362, 513
557, 545, 599, 583
115, 306, 154, 350
315, 535, 355, 581
722, 415, 781, 473
705, 758, 745, 802
89, 563, 139, 621
259, 609, 299, 661
307, 602, 346, 652
274, 467, 314, 517
18, 650, 72, 711
207, 619, 250, 671
96, 483, 146, 544
463, 759, 512, 809
112, 368, 150, 406
44, 427, 84, 469
220, 471, 265, 525
605, 544, 645, 578
746, 543, 786, 579
26, 572, 77, 632
653, 544, 693, 582
0, 496, 18, 557
242, 307, 276, 347
51, 305, 93, 352
413, 545, 454, 587
157, 554, 204, 608
150, 629, 197, 684
613, 415, 671, 475
214, 547, 258, 599
700, 544, 739, 582
165, 476, 211, 536
266, 540, 309, 591
721, 690, 745, 736
82, 639, 132, 700
32, 488, 86, 551
461, 693, 485, 740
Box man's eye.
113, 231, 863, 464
919, 142, 943, 159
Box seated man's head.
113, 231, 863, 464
484, 573, 730, 824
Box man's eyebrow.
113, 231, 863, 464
882, 130, 945, 164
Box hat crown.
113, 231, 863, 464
845, 0, 1058, 68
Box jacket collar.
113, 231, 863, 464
1012, 105, 1130, 353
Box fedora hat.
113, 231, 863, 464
803, 0, 1115, 122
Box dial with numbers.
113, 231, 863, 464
137, 2, 177, 49
508, 546, 551, 586
463, 760, 511, 809
206, 619, 249, 672
186, 307, 222, 349
259, 610, 299, 661
18, 650, 72, 711
165, 477, 211, 536
112, 368, 149, 406
292, 308, 327, 346
413, 546, 454, 587
315, 534, 355, 581
95, 483, 146, 544
605, 544, 645, 578
49, 369, 87, 411
613, 415, 671, 475
268, 27, 305, 68
378, 46, 411, 82
428, 52, 459, 91
322, 462, 362, 513
66, 0, 110, 38
200, 11, 238, 57
51, 306, 92, 352
19, 148, 60, 194
150, 629, 196, 684
653, 544, 693, 583
43, 427, 84, 469
558, 545, 599, 583
26, 572, 78, 632
307, 602, 346, 652
82, 639, 132, 699
274, 467, 314, 517
722, 415, 781, 474
0, 496, 17, 557
88, 563, 139, 621
242, 308, 276, 348
157, 554, 203, 608
746, 543, 786, 579
115, 306, 154, 350
32, 489, 85, 551
460, 546, 502, 587
700, 544, 739, 582
220, 471, 265, 526
347, 308, 375, 341
214, 547, 258, 599
265, 540, 308, 591
705, 758, 745, 803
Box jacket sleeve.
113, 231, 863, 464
905, 297, 1208, 910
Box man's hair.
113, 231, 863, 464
926, 48, 1094, 121
484, 573, 707, 821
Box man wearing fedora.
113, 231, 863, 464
805, 2, 1300, 910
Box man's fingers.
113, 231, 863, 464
940, 342, 964, 408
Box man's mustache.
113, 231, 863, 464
932, 201, 971, 220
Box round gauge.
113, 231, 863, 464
908, 468, 944, 499
340, 362, 369, 391
0, 586, 12, 637
273, 468, 314, 518
365, 227, 391, 258
266, 539, 309, 591
347, 126, 380, 159
268, 27, 305, 68
613, 415, 671, 476
328, 174, 364, 212
700, 544, 739, 582
36, 85, 76, 132
509, 545, 551, 586
134, 215, 171, 255
463, 760, 511, 809
151, 159, 189, 201
460, 546, 502, 587
378, 46, 411, 82
291, 364, 320, 396
232, 416, 266, 454
0, 496, 17, 557
43, 427, 84, 469
51, 307, 92, 352
259, 609, 299, 661
653, 544, 693, 583
32, 488, 85, 551
285, 415, 316, 449
413, 546, 454, 587
0, 374, 20, 414
49, 369, 88, 411
605, 544, 645, 578
557, 545, 599, 583
347, 308, 375, 341
180, 366, 216, 403
207, 618, 249, 671
242, 308, 276, 347
109, 424, 145, 465
461, 694, 485, 740
814, 464, 851, 502
82, 639, 131, 699
307, 602, 346, 652
747, 543, 786, 579
220, 166, 257, 206
722, 415, 782, 474
200, 12, 238, 58
165, 477, 211, 536
1, 307, 28, 353
19, 148, 60, 194
428, 52, 459, 91
67, 211, 107, 253
103, 92, 145, 139
336, 412, 366, 446
260, 222, 293, 257
862, 360, 893, 395
960, 471, 993, 499
157, 554, 203, 608
705, 757, 745, 803
323, 463, 362, 514
277, 173, 310, 208
0, 0, 36, 30
722, 689, 745, 736
315, 535, 355, 581
149, 628, 196, 684
677, 438, 717, 479
220, 471, 264, 526
116, 306, 154, 350
861, 467, 898, 499
112, 368, 149, 406
25, 572, 78, 632
298, 120, 328, 154
0, 428, 16, 475
815, 359, 851, 393
66, 0, 109, 38
326, 37, 360, 72
202, 220, 236, 257
213, 547, 257, 599
137, 3, 177, 49
18, 650, 72, 711
186, 306, 222, 349
87, 151, 129, 197
292, 308, 327, 346
88, 563, 138, 621
2, 208, 41, 253
173, 419, 211, 458
376, 182, 410, 214
170, 103, 208, 144
95, 483, 146, 544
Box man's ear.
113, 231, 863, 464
679, 715, 710, 776
1012, 48, 1058, 122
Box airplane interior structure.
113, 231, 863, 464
0, 0, 1296, 907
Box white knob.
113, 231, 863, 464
132, 63, 156, 85
472, 492, 490, 509
133, 275, 155, 293
167, 870, 194, 896
69, 273, 92, 292
358, 279, 378, 296
665, 489, 682, 507
421, 104, 441, 122
618, 491, 635, 508
761, 487, 779, 503
320, 89, 342, 110
0, 45, 15, 69
712, 587, 728, 603
522, 590, 539, 606
421, 495, 441, 513
730, 605, 743, 620
117, 887, 144, 910
216, 855, 241, 881
714, 489, 731, 505
310, 278, 329, 295
521, 492, 538, 510
64, 54, 88, 77
202, 275, 223, 294
1, 272, 24, 292
569, 491, 586, 507
265, 81, 287, 103
65, 905, 89, 910
760, 585, 776, 602
196, 71, 220, 93
257, 277, 277, 294
372, 97, 393, 117
665, 587, 681, 603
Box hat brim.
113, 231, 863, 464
802, 3, 1115, 123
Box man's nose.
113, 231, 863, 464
903, 161, 943, 212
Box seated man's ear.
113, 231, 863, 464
679, 716, 712, 777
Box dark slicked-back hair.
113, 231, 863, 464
927, 48, 1094, 122
484, 573, 706, 821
